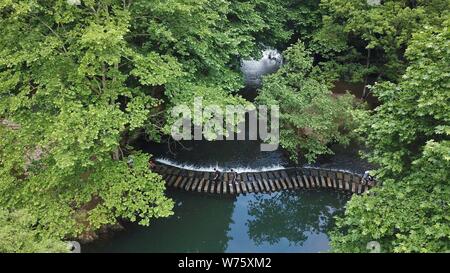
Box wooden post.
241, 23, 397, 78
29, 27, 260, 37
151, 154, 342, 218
247, 179, 254, 193
336, 171, 344, 190
213, 180, 219, 194
222, 172, 228, 194
319, 170, 327, 188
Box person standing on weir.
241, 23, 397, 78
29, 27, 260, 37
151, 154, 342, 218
362, 170, 375, 186
212, 168, 221, 183
230, 169, 238, 184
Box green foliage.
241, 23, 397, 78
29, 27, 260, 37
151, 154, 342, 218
256, 42, 360, 163
129, 0, 312, 140
0, 0, 174, 243
0, 209, 69, 253
1, 0, 448, 253
130, 52, 184, 86
0, 0, 315, 251
331, 20, 450, 253
164, 80, 251, 140
359, 19, 450, 179
313, 0, 450, 82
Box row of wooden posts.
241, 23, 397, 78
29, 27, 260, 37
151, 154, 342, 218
153, 163, 377, 195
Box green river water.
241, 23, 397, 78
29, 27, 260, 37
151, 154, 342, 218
84, 189, 350, 253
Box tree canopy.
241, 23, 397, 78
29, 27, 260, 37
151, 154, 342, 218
0, 0, 449, 252
330, 19, 450, 253
0, 208, 69, 253
256, 42, 360, 163
0, 0, 314, 250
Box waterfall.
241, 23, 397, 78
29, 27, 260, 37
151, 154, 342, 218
240, 49, 283, 88
155, 157, 286, 173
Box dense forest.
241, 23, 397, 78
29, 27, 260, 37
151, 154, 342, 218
0, 0, 449, 253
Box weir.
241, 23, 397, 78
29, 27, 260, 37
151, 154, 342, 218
153, 162, 378, 195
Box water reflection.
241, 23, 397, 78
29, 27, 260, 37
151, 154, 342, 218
83, 190, 235, 253
245, 191, 348, 248
83, 190, 348, 253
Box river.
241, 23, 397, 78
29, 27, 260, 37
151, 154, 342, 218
83, 189, 349, 253
83, 51, 371, 253
83, 126, 367, 253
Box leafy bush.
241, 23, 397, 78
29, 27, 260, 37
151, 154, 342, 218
256, 42, 361, 162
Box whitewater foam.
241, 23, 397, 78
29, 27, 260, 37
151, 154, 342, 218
155, 158, 286, 173
155, 158, 363, 175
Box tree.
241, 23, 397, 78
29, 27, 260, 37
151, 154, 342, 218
0, 0, 174, 243
0, 0, 306, 250
131, 0, 319, 140
256, 42, 360, 163
330, 20, 450, 252
0, 209, 69, 253
313, 0, 450, 83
